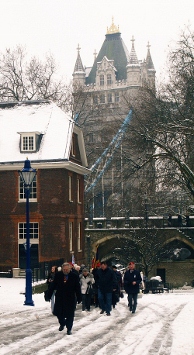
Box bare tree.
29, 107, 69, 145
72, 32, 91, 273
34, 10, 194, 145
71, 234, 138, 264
124, 28, 194, 207
0, 46, 72, 112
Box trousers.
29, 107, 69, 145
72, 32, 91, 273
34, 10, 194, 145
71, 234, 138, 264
98, 289, 112, 314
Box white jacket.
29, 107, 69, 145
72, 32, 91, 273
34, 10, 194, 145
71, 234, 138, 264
79, 273, 94, 294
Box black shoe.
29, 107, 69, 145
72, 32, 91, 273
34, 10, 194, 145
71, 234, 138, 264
129, 308, 132, 312
59, 325, 64, 331
67, 329, 72, 335
132, 310, 135, 314
106, 313, 111, 316
100, 310, 104, 314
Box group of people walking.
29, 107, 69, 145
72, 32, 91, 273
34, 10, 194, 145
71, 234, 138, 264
45, 260, 142, 335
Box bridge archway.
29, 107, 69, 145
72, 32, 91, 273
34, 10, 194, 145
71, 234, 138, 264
89, 228, 194, 267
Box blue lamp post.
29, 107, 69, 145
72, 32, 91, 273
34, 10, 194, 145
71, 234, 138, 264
19, 158, 36, 306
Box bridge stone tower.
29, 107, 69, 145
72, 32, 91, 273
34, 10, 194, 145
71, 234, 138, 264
72, 19, 156, 218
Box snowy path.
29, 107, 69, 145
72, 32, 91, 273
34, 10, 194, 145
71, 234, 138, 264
0, 282, 194, 355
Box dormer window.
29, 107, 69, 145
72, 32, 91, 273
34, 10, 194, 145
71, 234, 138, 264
22, 134, 35, 151
18, 132, 42, 153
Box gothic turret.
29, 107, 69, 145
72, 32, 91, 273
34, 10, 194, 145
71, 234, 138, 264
72, 44, 86, 86
145, 42, 156, 87
126, 36, 141, 86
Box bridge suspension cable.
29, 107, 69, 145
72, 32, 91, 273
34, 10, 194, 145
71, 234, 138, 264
85, 109, 133, 194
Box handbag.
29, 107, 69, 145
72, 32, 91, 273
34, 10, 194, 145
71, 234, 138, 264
44, 289, 50, 302
86, 284, 93, 295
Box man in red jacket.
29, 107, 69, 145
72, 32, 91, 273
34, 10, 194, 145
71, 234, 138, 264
124, 261, 142, 314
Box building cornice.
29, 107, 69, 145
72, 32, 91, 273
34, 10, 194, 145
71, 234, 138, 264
0, 160, 90, 175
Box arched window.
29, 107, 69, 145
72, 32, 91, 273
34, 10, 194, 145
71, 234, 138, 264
100, 75, 104, 86
107, 74, 112, 85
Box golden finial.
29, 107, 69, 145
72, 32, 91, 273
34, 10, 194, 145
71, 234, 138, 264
106, 17, 120, 34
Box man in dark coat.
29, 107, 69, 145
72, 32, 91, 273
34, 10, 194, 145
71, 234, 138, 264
124, 261, 142, 314
46, 262, 82, 335
97, 261, 117, 316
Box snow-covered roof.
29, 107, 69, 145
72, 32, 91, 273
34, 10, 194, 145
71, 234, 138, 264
0, 100, 88, 173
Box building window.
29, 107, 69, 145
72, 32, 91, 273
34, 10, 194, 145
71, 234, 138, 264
23, 135, 34, 151
69, 175, 73, 201
71, 134, 76, 156
107, 93, 112, 103
19, 175, 37, 201
69, 222, 73, 251
107, 74, 112, 85
18, 222, 39, 239
77, 178, 81, 203
93, 95, 98, 104
88, 133, 94, 143
100, 94, 105, 104
100, 75, 104, 86
115, 92, 119, 102
20, 133, 36, 152
77, 222, 81, 251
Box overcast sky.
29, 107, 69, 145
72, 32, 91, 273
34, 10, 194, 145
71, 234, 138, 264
1, 0, 193, 82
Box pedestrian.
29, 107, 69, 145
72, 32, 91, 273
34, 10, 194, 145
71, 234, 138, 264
79, 268, 94, 312
97, 261, 117, 316
168, 214, 172, 227
69, 262, 79, 278
112, 265, 122, 308
124, 261, 142, 314
178, 214, 182, 227
46, 265, 57, 314
92, 262, 101, 307
45, 262, 82, 335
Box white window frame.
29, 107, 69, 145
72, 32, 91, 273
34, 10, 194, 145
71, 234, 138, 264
77, 178, 81, 203
18, 222, 39, 240
71, 134, 75, 157
21, 133, 36, 152
77, 222, 81, 251
18, 176, 37, 202
69, 222, 73, 252
69, 175, 73, 202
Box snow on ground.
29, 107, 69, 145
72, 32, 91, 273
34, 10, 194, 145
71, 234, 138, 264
0, 278, 194, 355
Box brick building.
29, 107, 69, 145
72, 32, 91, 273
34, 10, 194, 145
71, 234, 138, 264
0, 100, 89, 271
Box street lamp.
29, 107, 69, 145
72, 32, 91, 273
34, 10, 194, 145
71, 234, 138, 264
86, 235, 91, 268
19, 158, 36, 306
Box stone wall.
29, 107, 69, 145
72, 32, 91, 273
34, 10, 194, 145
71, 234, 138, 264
155, 260, 194, 288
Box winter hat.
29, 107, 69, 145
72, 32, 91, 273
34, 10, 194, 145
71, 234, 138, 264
82, 268, 88, 273
129, 261, 135, 265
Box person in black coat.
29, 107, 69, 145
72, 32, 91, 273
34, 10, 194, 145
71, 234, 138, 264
97, 261, 117, 316
46, 262, 82, 335
124, 261, 142, 314
112, 265, 123, 308
46, 265, 57, 314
